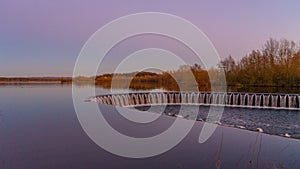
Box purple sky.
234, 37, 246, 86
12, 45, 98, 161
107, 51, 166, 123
1, 0, 300, 76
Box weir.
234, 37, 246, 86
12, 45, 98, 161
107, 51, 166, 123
90, 92, 300, 110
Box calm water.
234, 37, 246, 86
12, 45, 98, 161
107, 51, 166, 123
0, 85, 299, 169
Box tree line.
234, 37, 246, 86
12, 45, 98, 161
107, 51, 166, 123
219, 38, 300, 86
78, 38, 300, 92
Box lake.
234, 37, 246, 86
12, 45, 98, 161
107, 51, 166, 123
0, 84, 299, 169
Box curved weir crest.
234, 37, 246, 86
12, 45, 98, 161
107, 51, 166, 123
89, 92, 300, 110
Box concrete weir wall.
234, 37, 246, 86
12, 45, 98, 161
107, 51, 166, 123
90, 92, 300, 110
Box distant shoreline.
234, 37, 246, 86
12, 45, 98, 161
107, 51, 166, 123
0, 76, 299, 87
0, 77, 72, 84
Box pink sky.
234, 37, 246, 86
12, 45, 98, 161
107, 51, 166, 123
1, 0, 300, 76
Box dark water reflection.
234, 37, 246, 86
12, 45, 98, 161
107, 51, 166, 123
227, 86, 300, 94
0, 85, 299, 169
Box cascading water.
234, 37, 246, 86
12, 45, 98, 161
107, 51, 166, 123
91, 92, 300, 110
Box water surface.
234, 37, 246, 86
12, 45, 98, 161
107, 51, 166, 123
0, 85, 299, 169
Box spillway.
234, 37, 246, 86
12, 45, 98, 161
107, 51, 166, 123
89, 92, 300, 110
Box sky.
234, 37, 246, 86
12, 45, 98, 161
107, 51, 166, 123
1, 0, 300, 76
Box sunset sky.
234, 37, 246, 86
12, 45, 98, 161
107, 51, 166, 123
1, 0, 300, 76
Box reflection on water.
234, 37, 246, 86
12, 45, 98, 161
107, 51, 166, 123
99, 83, 300, 94
228, 86, 300, 94
0, 85, 299, 169
1, 82, 299, 93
